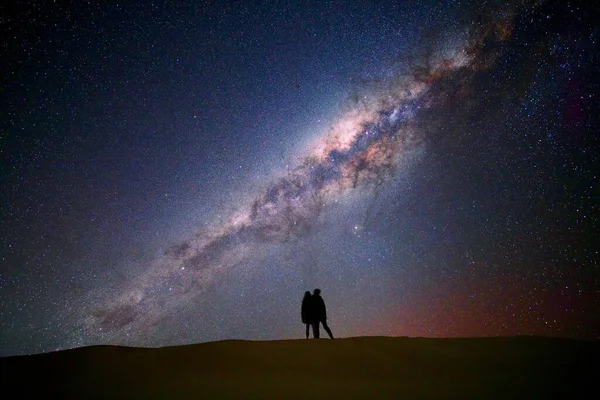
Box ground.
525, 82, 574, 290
1, 336, 597, 399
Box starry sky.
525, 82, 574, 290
1, 0, 598, 356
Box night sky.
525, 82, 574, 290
1, 0, 598, 356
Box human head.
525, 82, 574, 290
313, 288, 321, 295
304, 291, 311, 297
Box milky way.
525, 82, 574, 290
84, 12, 518, 338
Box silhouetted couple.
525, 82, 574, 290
301, 289, 334, 339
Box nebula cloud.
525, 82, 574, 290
82, 11, 519, 338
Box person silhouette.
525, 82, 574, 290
310, 288, 334, 339
301, 291, 313, 338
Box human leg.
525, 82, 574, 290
312, 321, 320, 339
305, 323, 310, 339
322, 320, 334, 339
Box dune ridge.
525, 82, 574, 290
1, 336, 597, 399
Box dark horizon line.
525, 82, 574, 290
2, 333, 598, 359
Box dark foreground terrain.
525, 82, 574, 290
1, 336, 597, 399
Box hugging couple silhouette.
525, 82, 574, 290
301, 289, 334, 339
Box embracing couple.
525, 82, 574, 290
301, 289, 334, 339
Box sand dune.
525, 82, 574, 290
1, 336, 597, 399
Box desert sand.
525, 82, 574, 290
1, 336, 597, 399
